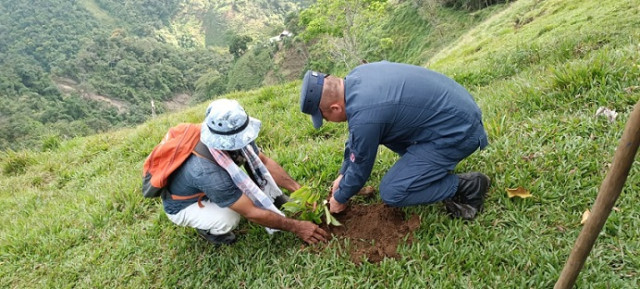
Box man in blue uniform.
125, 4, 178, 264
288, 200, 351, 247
299, 61, 491, 220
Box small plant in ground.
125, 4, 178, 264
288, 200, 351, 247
283, 186, 342, 226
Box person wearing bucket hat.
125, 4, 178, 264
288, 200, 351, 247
300, 61, 491, 220
163, 99, 329, 245
200, 98, 262, 151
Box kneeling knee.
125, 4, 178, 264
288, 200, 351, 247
379, 185, 405, 207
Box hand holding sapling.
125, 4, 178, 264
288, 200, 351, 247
328, 195, 347, 214
283, 186, 342, 226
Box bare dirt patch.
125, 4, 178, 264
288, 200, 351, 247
328, 204, 420, 264
322, 189, 421, 264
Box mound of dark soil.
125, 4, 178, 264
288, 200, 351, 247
325, 203, 421, 264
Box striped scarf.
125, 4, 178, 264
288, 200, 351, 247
208, 145, 283, 234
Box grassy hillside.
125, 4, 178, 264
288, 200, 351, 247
1, 0, 639, 287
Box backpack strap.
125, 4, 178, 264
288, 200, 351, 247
193, 141, 215, 161
194, 141, 261, 186
170, 192, 206, 208
187, 141, 262, 207
167, 141, 212, 208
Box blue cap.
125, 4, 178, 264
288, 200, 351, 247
300, 70, 326, 129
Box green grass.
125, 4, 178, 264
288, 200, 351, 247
383, 1, 504, 65
2, 0, 640, 287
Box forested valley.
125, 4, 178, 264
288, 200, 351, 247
0, 0, 504, 151
0, 0, 312, 150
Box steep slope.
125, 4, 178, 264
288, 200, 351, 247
1, 0, 639, 287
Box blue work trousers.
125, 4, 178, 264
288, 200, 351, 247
379, 135, 485, 207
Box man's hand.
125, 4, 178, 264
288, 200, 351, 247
331, 174, 343, 194
293, 221, 330, 244
230, 194, 329, 244
329, 175, 347, 213
329, 195, 347, 214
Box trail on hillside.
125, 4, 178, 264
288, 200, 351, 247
55, 78, 128, 113
55, 78, 192, 113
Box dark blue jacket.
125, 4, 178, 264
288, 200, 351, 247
334, 61, 488, 203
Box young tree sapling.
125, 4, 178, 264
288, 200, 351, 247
282, 186, 342, 226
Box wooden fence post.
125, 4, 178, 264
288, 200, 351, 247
555, 100, 640, 288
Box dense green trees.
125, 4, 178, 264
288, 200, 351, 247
70, 31, 231, 104
226, 43, 277, 92
0, 0, 508, 151
0, 0, 294, 151
0, 0, 104, 150
298, 0, 390, 73
229, 35, 254, 59
93, 0, 185, 36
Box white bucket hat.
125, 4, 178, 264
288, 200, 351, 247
200, 99, 261, 150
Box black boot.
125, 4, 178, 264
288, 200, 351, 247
444, 172, 491, 220
197, 229, 237, 246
